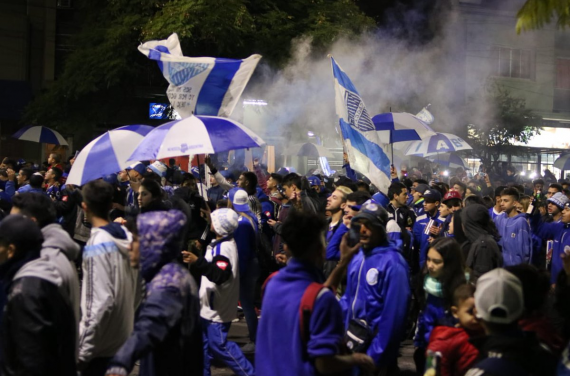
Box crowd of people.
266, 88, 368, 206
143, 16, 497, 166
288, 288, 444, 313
0, 152, 569, 376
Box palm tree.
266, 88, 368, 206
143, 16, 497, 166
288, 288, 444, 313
516, 0, 570, 33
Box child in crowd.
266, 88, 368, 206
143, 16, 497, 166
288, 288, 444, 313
426, 284, 482, 376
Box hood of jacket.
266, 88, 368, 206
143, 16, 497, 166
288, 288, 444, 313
462, 204, 500, 243
13, 254, 62, 287
90, 223, 132, 258
41, 223, 80, 262
137, 210, 187, 282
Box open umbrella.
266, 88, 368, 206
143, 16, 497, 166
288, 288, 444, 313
554, 154, 570, 171
404, 133, 472, 157
66, 125, 154, 186
129, 115, 265, 161
372, 112, 437, 161
426, 153, 467, 169
284, 142, 334, 159
12, 125, 68, 145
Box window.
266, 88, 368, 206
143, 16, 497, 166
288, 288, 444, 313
491, 47, 534, 79
557, 59, 570, 89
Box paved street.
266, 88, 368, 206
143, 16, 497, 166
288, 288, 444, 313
128, 318, 416, 376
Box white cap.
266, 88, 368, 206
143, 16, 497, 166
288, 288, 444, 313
210, 208, 239, 237
232, 189, 250, 212
148, 161, 168, 177
474, 268, 524, 324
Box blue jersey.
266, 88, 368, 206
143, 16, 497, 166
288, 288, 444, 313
256, 259, 345, 376
339, 243, 410, 370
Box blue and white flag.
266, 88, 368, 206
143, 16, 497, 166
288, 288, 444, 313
330, 57, 392, 190
415, 104, 435, 125
139, 33, 261, 118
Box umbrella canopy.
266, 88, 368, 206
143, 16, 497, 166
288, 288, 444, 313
285, 142, 334, 159
404, 133, 472, 157
66, 125, 154, 186
12, 125, 68, 145
372, 112, 436, 143
426, 153, 467, 169
554, 154, 570, 171
129, 115, 265, 161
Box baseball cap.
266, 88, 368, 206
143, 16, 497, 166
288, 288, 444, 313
423, 189, 442, 202
210, 208, 239, 237
413, 184, 430, 195
474, 268, 524, 324
442, 190, 461, 203
351, 199, 388, 229
547, 192, 569, 210
371, 192, 390, 208
229, 187, 249, 212
126, 162, 146, 176
308, 176, 321, 186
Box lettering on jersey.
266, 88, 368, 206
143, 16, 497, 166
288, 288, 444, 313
216, 260, 229, 270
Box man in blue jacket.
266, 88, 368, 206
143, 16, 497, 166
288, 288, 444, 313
530, 199, 570, 285
413, 189, 445, 270
494, 187, 533, 266
339, 201, 411, 374
257, 210, 374, 376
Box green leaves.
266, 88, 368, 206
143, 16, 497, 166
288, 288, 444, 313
516, 0, 570, 33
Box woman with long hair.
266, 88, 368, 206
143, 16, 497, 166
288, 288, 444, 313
414, 237, 466, 375
138, 179, 169, 213
461, 204, 502, 282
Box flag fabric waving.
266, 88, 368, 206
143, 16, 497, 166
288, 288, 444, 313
138, 33, 261, 118
415, 104, 435, 125
330, 57, 392, 190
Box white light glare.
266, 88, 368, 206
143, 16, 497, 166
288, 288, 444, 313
520, 171, 526, 176
530, 172, 537, 179
443, 170, 449, 176
243, 99, 268, 106
307, 131, 315, 137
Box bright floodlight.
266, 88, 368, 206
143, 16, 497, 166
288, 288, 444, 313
530, 171, 537, 179
307, 131, 315, 137
443, 170, 449, 176
520, 171, 526, 176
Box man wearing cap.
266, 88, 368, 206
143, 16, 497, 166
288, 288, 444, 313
124, 163, 146, 212
465, 269, 557, 376
339, 201, 410, 373
411, 183, 430, 217
530, 195, 570, 285
185, 208, 254, 376
308, 176, 327, 212
413, 189, 446, 270
438, 190, 462, 236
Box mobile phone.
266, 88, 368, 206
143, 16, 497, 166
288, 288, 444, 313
74, 150, 79, 159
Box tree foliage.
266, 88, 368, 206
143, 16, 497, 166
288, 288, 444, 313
465, 84, 542, 169
516, 0, 570, 33
23, 0, 374, 141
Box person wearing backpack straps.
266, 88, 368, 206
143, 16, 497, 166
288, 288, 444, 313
256, 209, 374, 376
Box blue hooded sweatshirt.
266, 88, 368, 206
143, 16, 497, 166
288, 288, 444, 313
413, 211, 445, 268
233, 210, 258, 276
339, 243, 410, 370
494, 212, 533, 266
530, 212, 570, 284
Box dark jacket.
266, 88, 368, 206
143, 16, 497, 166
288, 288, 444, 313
107, 210, 202, 376
1, 254, 76, 376
461, 205, 502, 282
468, 330, 558, 376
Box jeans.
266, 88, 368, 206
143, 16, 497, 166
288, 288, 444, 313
202, 319, 255, 376
240, 257, 260, 343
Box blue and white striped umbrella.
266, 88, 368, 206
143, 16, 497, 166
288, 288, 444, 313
404, 133, 472, 157
67, 125, 153, 186
554, 154, 570, 170
129, 115, 265, 161
12, 125, 68, 145
372, 112, 436, 143
426, 153, 467, 169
